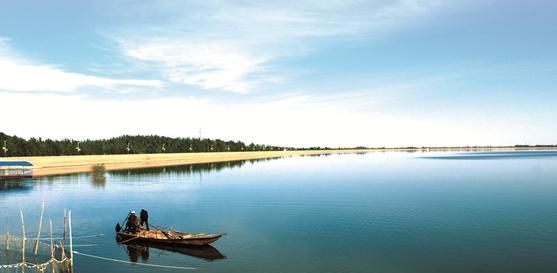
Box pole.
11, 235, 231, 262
68, 211, 74, 272
34, 201, 45, 255
50, 219, 56, 273
62, 209, 66, 259
5, 217, 9, 252
121, 212, 131, 227
20, 210, 25, 273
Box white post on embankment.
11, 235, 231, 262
68, 210, 74, 271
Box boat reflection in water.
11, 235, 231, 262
124, 244, 150, 263
119, 240, 226, 262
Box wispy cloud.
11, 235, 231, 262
115, 0, 459, 93
0, 39, 161, 93
123, 40, 269, 93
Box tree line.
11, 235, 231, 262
0, 132, 298, 157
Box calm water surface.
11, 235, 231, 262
1, 151, 557, 273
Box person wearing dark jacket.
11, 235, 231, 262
140, 209, 149, 230
126, 211, 139, 233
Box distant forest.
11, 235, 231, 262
3, 132, 554, 157
0, 132, 315, 157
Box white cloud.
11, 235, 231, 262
0, 39, 161, 93
124, 41, 267, 93
116, 0, 460, 93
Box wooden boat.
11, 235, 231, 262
116, 228, 224, 246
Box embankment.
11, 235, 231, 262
5, 150, 366, 177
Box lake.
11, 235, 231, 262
1, 150, 557, 273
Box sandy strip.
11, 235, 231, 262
3, 150, 368, 177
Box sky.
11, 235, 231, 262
0, 0, 556, 148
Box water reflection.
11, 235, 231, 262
30, 158, 281, 189
125, 244, 150, 263
120, 241, 226, 262
109, 158, 280, 178
110, 160, 248, 177
0, 179, 32, 192
90, 174, 107, 188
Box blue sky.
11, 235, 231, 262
0, 0, 556, 147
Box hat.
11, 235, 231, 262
131, 210, 136, 214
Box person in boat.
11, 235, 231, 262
140, 209, 149, 230
125, 211, 139, 233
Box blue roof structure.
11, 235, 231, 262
0, 161, 33, 167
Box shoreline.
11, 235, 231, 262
3, 150, 364, 177
2, 147, 556, 177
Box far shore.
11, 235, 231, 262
4, 150, 363, 177
3, 146, 556, 177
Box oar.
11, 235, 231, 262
118, 235, 141, 244
120, 212, 131, 227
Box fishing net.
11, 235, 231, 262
0, 234, 71, 273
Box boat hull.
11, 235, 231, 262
116, 231, 224, 246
